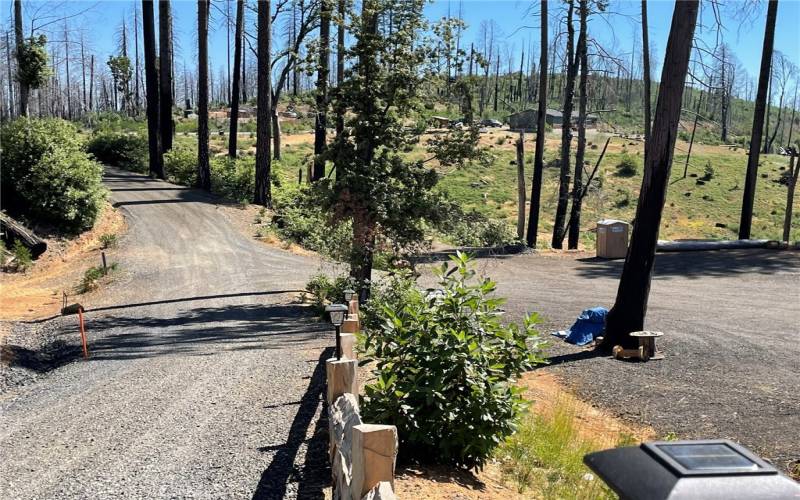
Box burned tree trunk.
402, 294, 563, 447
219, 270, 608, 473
228, 0, 244, 158
526, 0, 547, 248
603, 0, 699, 349
740, 0, 778, 239
142, 0, 163, 178
254, 0, 273, 206
642, 0, 652, 145
197, 0, 211, 190
567, 0, 589, 250
313, 0, 331, 181
159, 0, 174, 152
783, 151, 798, 243
552, 0, 576, 249
516, 132, 526, 239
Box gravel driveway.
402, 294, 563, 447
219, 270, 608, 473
1, 168, 332, 499
457, 248, 800, 472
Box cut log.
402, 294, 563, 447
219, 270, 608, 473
0, 212, 47, 258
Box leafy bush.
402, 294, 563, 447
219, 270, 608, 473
86, 131, 148, 172
439, 208, 517, 247
163, 144, 197, 186
77, 262, 118, 293
615, 154, 638, 177
1, 118, 106, 231
272, 186, 353, 260
11, 240, 33, 271
99, 233, 118, 249
361, 252, 545, 467
210, 156, 255, 203
304, 273, 359, 316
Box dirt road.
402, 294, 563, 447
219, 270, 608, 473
461, 249, 800, 472
1, 168, 331, 499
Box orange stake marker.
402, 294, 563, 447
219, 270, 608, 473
78, 307, 89, 359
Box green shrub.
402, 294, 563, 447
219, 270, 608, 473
77, 262, 118, 293
99, 233, 118, 249
82, 112, 146, 133
210, 156, 255, 202
272, 186, 353, 260
11, 240, 33, 271
304, 273, 358, 316
163, 144, 197, 186
701, 161, 715, 181
1, 118, 106, 231
439, 209, 517, 247
361, 252, 545, 468
86, 131, 148, 173
615, 154, 638, 177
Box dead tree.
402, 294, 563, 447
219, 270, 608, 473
228, 0, 244, 158
526, 0, 547, 248
158, 0, 174, 152
254, 0, 273, 206
197, 0, 211, 190
642, 0, 652, 145
603, 0, 699, 349
142, 0, 163, 178
516, 132, 526, 239
313, 0, 331, 181
740, 0, 778, 239
552, 0, 577, 249
567, 0, 589, 250
783, 149, 799, 242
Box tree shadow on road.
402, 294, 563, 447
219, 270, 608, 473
82, 303, 329, 361
252, 347, 332, 500
574, 249, 800, 280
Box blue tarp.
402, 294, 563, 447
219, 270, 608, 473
552, 307, 608, 346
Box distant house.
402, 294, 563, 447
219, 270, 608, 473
507, 108, 564, 131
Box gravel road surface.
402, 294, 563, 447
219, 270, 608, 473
457, 249, 800, 472
1, 168, 332, 499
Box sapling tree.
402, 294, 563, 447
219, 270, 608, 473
319, 0, 483, 298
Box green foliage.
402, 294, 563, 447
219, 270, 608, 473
701, 161, 715, 181
615, 154, 638, 177
16, 35, 51, 89
361, 252, 545, 467
304, 274, 359, 316
11, 240, 33, 271
272, 186, 353, 261
438, 208, 517, 247
99, 233, 118, 249
86, 132, 148, 173
77, 262, 118, 293
1, 118, 106, 231
107, 55, 132, 98
83, 112, 146, 133
163, 144, 197, 186
210, 156, 256, 203
498, 400, 617, 497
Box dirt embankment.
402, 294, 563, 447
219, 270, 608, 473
0, 203, 126, 324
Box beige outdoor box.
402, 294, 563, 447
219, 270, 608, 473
596, 219, 630, 258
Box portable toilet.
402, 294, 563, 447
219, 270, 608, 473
596, 220, 629, 258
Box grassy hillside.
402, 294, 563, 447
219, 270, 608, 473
435, 128, 798, 248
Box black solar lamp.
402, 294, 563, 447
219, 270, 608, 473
584, 439, 800, 500
325, 304, 348, 360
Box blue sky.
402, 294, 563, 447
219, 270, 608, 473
8, 0, 800, 93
